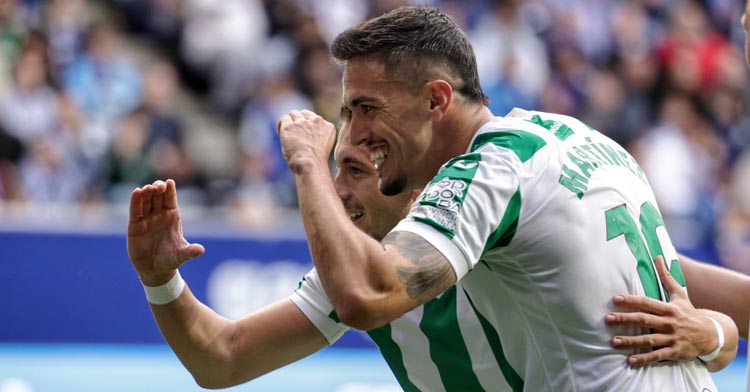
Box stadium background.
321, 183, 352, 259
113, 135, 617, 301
0, 0, 748, 390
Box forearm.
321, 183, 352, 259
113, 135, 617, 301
149, 284, 240, 388
681, 254, 750, 337
150, 286, 327, 388
697, 309, 738, 372
294, 162, 407, 328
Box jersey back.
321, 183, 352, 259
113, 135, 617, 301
392, 108, 716, 391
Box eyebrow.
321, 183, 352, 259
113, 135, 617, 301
340, 156, 365, 167
350, 96, 378, 107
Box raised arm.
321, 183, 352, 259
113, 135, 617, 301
127, 180, 327, 388
278, 110, 456, 330
605, 256, 738, 372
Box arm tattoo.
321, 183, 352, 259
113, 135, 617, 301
382, 231, 456, 301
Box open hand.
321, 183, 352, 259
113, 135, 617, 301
127, 179, 205, 286
605, 256, 716, 367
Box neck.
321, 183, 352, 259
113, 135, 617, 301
437, 104, 494, 157
417, 104, 495, 186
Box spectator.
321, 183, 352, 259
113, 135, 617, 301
237, 71, 312, 211
0, 0, 24, 92
0, 46, 58, 144
63, 22, 141, 126
634, 93, 727, 251
100, 109, 153, 203
471, 0, 548, 111
45, 0, 89, 82
716, 149, 750, 273
0, 124, 23, 200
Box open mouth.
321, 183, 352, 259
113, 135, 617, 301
348, 211, 364, 224
369, 146, 389, 171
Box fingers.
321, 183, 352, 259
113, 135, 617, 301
277, 113, 290, 133
277, 110, 308, 132
654, 255, 686, 300
605, 311, 671, 330
612, 293, 670, 315
278, 109, 324, 132
151, 180, 167, 215
131, 180, 173, 221
612, 333, 691, 367
611, 333, 670, 350
164, 179, 179, 209
129, 187, 144, 223
288, 109, 304, 121
626, 347, 676, 367
181, 243, 206, 261
141, 184, 154, 219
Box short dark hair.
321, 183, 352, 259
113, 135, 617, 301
331, 6, 489, 105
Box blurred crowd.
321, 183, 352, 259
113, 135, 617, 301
0, 0, 747, 270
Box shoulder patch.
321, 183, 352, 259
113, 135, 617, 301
413, 153, 481, 239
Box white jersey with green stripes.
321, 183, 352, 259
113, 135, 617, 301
291, 267, 522, 391
390, 108, 716, 391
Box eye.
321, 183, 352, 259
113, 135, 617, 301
361, 105, 373, 114
348, 166, 365, 176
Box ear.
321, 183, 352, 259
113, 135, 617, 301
427, 80, 452, 122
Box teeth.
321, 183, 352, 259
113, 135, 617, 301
369, 149, 388, 169
349, 212, 363, 219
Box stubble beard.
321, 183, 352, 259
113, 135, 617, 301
380, 173, 408, 197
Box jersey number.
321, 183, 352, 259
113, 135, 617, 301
605, 202, 685, 301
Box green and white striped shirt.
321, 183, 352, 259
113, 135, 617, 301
291, 108, 717, 391
291, 268, 521, 391
391, 108, 716, 391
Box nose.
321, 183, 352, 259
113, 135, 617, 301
333, 171, 350, 202
348, 114, 370, 147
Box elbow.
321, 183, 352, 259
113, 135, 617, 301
194, 377, 231, 390
191, 364, 251, 390
335, 295, 395, 331
189, 360, 241, 390
189, 323, 249, 389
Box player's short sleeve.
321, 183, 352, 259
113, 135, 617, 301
289, 268, 349, 344
392, 136, 533, 280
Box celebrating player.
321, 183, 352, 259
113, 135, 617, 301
129, 120, 742, 390
276, 6, 736, 390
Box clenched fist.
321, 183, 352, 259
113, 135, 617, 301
277, 109, 337, 174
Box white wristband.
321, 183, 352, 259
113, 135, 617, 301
143, 271, 185, 305
697, 317, 725, 362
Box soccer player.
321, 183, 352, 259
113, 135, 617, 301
295, 123, 522, 390
276, 6, 737, 390
128, 124, 740, 391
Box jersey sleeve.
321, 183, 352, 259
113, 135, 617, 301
391, 145, 525, 281
289, 268, 349, 344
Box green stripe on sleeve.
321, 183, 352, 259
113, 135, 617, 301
464, 289, 524, 391
420, 286, 485, 391
483, 187, 522, 254
367, 325, 421, 392
470, 130, 547, 162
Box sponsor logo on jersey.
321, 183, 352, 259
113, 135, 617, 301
411, 204, 458, 234
419, 177, 467, 214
